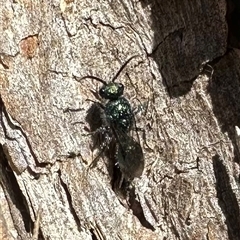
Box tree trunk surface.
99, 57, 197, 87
1, 0, 240, 240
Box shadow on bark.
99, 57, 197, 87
138, 0, 226, 98
212, 155, 240, 240
207, 50, 240, 169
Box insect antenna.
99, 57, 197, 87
79, 75, 107, 85
111, 55, 139, 82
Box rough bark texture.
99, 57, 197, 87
1, 0, 240, 239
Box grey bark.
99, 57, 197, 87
0, 0, 240, 240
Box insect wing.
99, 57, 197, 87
115, 123, 144, 179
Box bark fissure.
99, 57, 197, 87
58, 170, 83, 232
0, 144, 33, 237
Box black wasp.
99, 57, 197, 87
79, 55, 144, 179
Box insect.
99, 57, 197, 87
78, 55, 144, 179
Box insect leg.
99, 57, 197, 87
86, 99, 104, 109
88, 127, 112, 169
135, 127, 153, 151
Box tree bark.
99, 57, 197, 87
1, 0, 240, 239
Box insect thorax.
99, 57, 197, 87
105, 97, 133, 132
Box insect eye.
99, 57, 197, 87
99, 87, 105, 98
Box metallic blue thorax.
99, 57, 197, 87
105, 97, 133, 133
